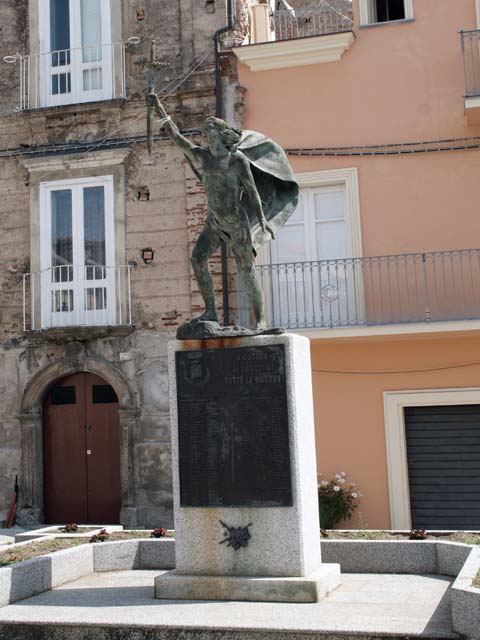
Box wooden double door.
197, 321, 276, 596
43, 372, 121, 524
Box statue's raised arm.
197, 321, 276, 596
146, 92, 204, 165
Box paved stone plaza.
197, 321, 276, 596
0, 570, 456, 639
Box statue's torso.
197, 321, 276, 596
202, 152, 244, 231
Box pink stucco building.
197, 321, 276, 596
233, 0, 480, 529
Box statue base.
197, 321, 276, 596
155, 566, 341, 603
176, 318, 284, 340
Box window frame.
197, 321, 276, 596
39, 174, 116, 328
359, 0, 414, 26
37, 0, 113, 107
254, 168, 364, 330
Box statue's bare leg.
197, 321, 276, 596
234, 246, 266, 330
191, 224, 221, 322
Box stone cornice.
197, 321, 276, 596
233, 32, 355, 71
20, 148, 131, 174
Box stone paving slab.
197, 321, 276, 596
0, 570, 457, 639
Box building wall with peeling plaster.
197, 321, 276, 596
0, 0, 246, 528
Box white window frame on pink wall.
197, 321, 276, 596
359, 0, 414, 26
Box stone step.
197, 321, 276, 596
0, 624, 460, 640
0, 571, 458, 640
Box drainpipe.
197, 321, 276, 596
214, 0, 234, 326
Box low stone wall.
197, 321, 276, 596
94, 539, 175, 572
0, 539, 175, 607
320, 539, 479, 640
0, 536, 479, 640
320, 539, 473, 575
450, 547, 480, 640
321, 540, 437, 574
0, 544, 94, 607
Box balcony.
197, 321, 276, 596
460, 29, 480, 123
4, 42, 127, 111
238, 248, 480, 333
233, 2, 355, 71
22, 265, 133, 333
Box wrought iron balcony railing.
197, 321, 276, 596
4, 42, 127, 111
460, 29, 480, 97
23, 265, 133, 331
237, 249, 480, 331
244, 1, 353, 46
273, 2, 353, 41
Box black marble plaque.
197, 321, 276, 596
176, 344, 292, 507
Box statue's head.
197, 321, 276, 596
202, 117, 242, 151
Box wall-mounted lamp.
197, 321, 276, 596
205, 0, 215, 13
141, 247, 155, 264
137, 186, 150, 201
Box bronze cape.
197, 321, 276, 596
236, 130, 299, 252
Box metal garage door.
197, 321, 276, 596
404, 405, 480, 530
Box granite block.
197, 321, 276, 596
169, 334, 322, 578
8, 556, 52, 603
451, 547, 480, 640
0, 568, 12, 607
49, 545, 94, 587
93, 541, 140, 572
436, 541, 473, 577
451, 587, 480, 640
155, 564, 341, 603
320, 540, 437, 574
138, 539, 175, 569
0, 545, 92, 606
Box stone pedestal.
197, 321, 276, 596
155, 333, 340, 602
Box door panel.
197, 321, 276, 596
43, 374, 87, 523
405, 405, 480, 530
43, 372, 121, 524
84, 373, 121, 524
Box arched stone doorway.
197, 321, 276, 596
43, 372, 121, 524
17, 356, 138, 528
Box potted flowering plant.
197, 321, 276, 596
318, 472, 361, 529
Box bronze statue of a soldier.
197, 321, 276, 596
146, 92, 299, 337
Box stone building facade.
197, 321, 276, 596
0, 0, 246, 528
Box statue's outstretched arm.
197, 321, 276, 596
235, 154, 275, 240
146, 92, 203, 164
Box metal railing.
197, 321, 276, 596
460, 29, 480, 97
22, 265, 133, 331
271, 2, 353, 42
4, 42, 126, 111
237, 249, 480, 330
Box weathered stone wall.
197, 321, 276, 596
0, 328, 174, 529
0, 0, 245, 527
